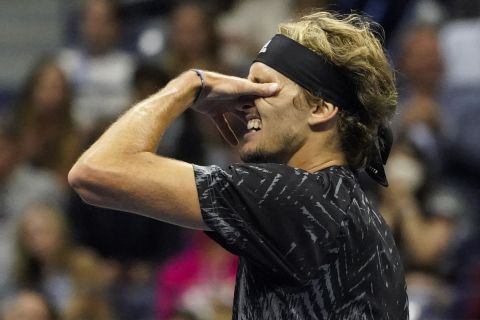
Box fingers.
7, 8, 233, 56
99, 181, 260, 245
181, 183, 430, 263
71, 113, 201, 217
212, 114, 239, 146
205, 71, 279, 98
237, 80, 279, 97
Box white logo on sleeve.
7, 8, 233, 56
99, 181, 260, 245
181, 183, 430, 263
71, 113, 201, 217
259, 40, 271, 53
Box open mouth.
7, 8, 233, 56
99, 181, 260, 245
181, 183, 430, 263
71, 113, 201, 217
247, 118, 262, 132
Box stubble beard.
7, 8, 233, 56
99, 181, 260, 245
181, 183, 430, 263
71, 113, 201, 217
240, 147, 275, 163
240, 132, 300, 164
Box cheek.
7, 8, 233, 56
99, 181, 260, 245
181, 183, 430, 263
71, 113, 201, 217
258, 89, 308, 134
261, 114, 306, 150
265, 106, 306, 133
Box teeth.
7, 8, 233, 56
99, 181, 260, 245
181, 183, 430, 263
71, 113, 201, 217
247, 119, 262, 131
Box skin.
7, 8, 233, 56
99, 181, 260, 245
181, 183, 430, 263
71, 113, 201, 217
400, 27, 443, 131
0, 134, 19, 183
3, 291, 53, 320
20, 206, 65, 266
400, 27, 443, 95
69, 64, 346, 230
32, 65, 68, 114
82, 0, 120, 55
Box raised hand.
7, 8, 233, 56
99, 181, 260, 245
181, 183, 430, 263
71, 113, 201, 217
190, 70, 278, 145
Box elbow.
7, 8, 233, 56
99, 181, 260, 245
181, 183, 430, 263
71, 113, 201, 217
68, 160, 93, 193
68, 160, 111, 207
68, 161, 86, 191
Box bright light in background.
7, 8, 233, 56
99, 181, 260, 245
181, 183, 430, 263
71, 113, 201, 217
138, 28, 164, 56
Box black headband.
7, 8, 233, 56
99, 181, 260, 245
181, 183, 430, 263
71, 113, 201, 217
253, 34, 359, 111
252, 34, 392, 187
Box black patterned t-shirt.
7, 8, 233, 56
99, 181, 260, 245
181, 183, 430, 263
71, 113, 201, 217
193, 163, 408, 319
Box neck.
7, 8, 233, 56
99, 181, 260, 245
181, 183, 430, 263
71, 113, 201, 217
286, 134, 347, 172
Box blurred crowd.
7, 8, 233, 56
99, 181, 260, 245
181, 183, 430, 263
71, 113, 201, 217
0, 0, 479, 319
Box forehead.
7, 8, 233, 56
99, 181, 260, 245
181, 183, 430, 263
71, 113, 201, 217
248, 62, 295, 86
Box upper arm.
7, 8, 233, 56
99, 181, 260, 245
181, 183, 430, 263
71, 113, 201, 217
69, 152, 206, 230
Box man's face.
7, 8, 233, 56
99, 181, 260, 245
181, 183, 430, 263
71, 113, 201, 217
402, 28, 443, 91
172, 5, 210, 56
239, 62, 311, 164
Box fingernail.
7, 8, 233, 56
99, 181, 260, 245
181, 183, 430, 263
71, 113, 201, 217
268, 83, 279, 94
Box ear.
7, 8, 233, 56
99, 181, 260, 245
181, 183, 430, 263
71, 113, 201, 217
307, 100, 339, 126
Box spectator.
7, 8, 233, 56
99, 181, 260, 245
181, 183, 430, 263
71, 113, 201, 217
15, 57, 80, 185
396, 24, 446, 177
58, 0, 135, 134
162, 2, 239, 167
381, 141, 457, 269
1, 290, 57, 320
162, 3, 227, 77
0, 115, 64, 295
156, 232, 237, 320
379, 140, 462, 319
13, 205, 112, 318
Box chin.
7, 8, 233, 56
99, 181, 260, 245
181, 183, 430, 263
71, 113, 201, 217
239, 132, 300, 164
241, 151, 268, 163
240, 145, 284, 164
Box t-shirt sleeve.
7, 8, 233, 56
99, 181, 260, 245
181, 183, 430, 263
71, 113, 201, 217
193, 163, 344, 284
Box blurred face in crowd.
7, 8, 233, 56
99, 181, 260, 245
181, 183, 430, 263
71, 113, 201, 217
239, 62, 311, 164
401, 27, 443, 93
82, 0, 120, 54
19, 206, 66, 264
171, 4, 213, 58
32, 64, 69, 115
3, 291, 53, 320
0, 132, 19, 182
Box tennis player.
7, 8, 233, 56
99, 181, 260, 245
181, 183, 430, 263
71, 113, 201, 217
70, 11, 408, 319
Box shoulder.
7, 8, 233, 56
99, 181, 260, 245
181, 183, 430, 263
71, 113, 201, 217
315, 166, 359, 199
193, 163, 312, 185
193, 164, 362, 213
195, 162, 314, 176
194, 163, 357, 190
57, 48, 82, 73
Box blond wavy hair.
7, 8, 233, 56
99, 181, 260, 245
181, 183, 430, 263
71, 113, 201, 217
279, 11, 397, 168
